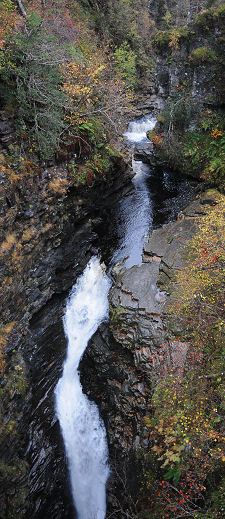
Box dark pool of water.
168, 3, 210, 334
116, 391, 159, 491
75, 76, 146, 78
93, 163, 197, 266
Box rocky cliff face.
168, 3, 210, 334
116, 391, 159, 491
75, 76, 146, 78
154, 12, 224, 110
0, 120, 133, 518
149, 0, 205, 28
79, 192, 215, 514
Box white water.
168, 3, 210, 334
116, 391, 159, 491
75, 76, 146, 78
55, 114, 156, 518
124, 114, 157, 142
55, 257, 111, 519
111, 114, 156, 268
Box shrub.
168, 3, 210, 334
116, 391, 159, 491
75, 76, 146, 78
161, 96, 199, 134
194, 5, 225, 29
184, 130, 225, 188
114, 41, 137, 88
152, 27, 194, 52
142, 195, 225, 518
190, 46, 217, 65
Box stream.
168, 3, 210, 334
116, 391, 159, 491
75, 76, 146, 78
54, 115, 196, 519
25, 114, 197, 519
54, 115, 157, 519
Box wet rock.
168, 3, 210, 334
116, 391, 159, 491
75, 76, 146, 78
0, 150, 133, 518
80, 194, 214, 477
113, 263, 165, 314
134, 140, 154, 162
144, 218, 197, 270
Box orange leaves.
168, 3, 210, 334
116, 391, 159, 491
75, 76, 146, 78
0, 0, 17, 48
147, 129, 163, 147
211, 128, 223, 139
49, 177, 69, 196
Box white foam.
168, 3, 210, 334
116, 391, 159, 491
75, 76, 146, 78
124, 114, 157, 143
55, 257, 111, 519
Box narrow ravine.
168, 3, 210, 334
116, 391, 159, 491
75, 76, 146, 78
55, 114, 157, 518
111, 115, 157, 268
55, 257, 111, 519
54, 114, 195, 518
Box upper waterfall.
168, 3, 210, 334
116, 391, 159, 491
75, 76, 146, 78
124, 114, 157, 143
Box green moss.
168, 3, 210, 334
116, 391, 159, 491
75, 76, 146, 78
190, 46, 217, 65
109, 304, 125, 322
0, 352, 28, 402
152, 26, 194, 52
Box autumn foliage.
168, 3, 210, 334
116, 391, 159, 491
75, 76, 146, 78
142, 194, 225, 519
0, 0, 17, 49
0, 0, 133, 162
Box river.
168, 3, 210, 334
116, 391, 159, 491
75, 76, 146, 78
54, 114, 196, 519
24, 114, 197, 519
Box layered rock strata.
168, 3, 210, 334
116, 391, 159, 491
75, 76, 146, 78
81, 193, 215, 511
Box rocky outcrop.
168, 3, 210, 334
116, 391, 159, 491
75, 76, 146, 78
153, 6, 224, 109
80, 192, 215, 514
148, 0, 205, 29
134, 140, 154, 162
0, 147, 133, 518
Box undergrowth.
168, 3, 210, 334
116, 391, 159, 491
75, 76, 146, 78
139, 195, 225, 519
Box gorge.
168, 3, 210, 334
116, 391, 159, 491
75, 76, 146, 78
0, 1, 224, 519
24, 115, 197, 518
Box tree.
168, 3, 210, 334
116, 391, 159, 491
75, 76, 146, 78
2, 11, 67, 159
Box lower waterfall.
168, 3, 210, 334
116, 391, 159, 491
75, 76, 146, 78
55, 257, 111, 519
55, 113, 157, 517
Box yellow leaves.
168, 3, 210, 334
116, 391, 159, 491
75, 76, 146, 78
144, 416, 151, 427
61, 42, 106, 114
160, 450, 181, 468
0, 321, 15, 374
168, 29, 181, 49
0, 0, 17, 48
211, 129, 223, 139
171, 194, 225, 317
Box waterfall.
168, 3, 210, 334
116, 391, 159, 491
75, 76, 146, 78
55, 114, 156, 518
124, 114, 157, 143
55, 257, 111, 519
111, 114, 156, 267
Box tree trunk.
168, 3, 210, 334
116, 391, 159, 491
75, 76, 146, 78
16, 0, 27, 18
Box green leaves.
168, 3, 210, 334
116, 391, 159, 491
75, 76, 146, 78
183, 125, 225, 187
114, 40, 137, 88
164, 464, 181, 485
2, 11, 67, 159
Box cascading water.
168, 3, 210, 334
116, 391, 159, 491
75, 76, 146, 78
55, 257, 111, 519
111, 114, 156, 268
55, 114, 157, 518
124, 114, 157, 142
